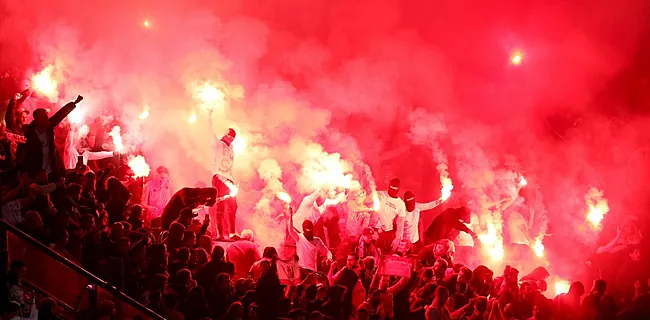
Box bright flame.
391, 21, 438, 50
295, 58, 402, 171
143, 19, 150, 28
194, 82, 226, 112
231, 135, 246, 155
440, 176, 453, 201
31, 66, 58, 102
520, 176, 527, 186
585, 187, 609, 229
277, 192, 292, 203
68, 108, 85, 124
224, 180, 238, 196
372, 192, 380, 211
139, 106, 149, 120
479, 223, 504, 261
533, 239, 545, 257
188, 111, 197, 124
554, 279, 571, 296
108, 126, 123, 152
128, 155, 151, 178
510, 51, 524, 65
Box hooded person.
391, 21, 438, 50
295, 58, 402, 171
161, 187, 217, 230
288, 217, 332, 276
209, 127, 238, 239
372, 178, 406, 253
402, 191, 444, 252
424, 206, 477, 245
293, 187, 348, 232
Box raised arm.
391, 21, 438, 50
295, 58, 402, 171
416, 198, 444, 211
288, 207, 300, 242
50, 96, 83, 127
87, 151, 115, 161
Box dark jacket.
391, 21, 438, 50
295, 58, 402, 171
23, 101, 77, 176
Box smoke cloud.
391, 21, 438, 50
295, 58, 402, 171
2, 0, 649, 273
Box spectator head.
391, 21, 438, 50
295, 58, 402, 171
221, 128, 236, 146
224, 262, 235, 277
53, 230, 69, 248
148, 290, 162, 306
210, 245, 225, 262
80, 214, 95, 230
537, 280, 548, 293
191, 248, 209, 266
474, 296, 488, 314
175, 269, 192, 286
149, 274, 169, 292
156, 166, 169, 181
404, 191, 415, 212
9, 261, 26, 278
24, 211, 43, 229
168, 222, 186, 241
30, 169, 48, 184
456, 206, 471, 224
592, 279, 607, 295
327, 285, 347, 302
17, 108, 29, 125
176, 247, 191, 263
302, 220, 314, 240
198, 235, 212, 253
434, 286, 450, 307
216, 273, 231, 290
347, 252, 360, 269
422, 268, 434, 283
32, 108, 50, 128
240, 229, 254, 241
66, 183, 83, 201
363, 256, 375, 271
388, 178, 400, 197
116, 237, 131, 256
433, 259, 448, 278
189, 286, 205, 301
110, 222, 125, 238
130, 205, 143, 219
568, 281, 585, 297
39, 297, 57, 313
262, 246, 278, 259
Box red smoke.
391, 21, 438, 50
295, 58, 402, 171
1, 0, 649, 273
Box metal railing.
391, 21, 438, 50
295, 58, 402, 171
0, 219, 164, 320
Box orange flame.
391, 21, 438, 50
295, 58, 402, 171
31, 66, 58, 102
128, 155, 151, 178
510, 50, 524, 65
585, 187, 608, 229
554, 279, 570, 296
277, 192, 292, 203
372, 192, 380, 211
440, 176, 453, 201
108, 126, 123, 152
533, 239, 545, 257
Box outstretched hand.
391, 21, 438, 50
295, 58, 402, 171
74, 95, 84, 104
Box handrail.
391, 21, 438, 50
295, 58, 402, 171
22, 279, 76, 312
0, 219, 165, 320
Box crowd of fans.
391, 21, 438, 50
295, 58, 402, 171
1, 92, 650, 320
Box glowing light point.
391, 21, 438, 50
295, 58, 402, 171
232, 135, 246, 155
68, 108, 84, 124
188, 112, 197, 124
108, 126, 123, 152
440, 176, 453, 201
372, 192, 380, 211
520, 176, 527, 186
277, 192, 292, 204
585, 187, 609, 229
143, 19, 151, 28
533, 239, 545, 257
31, 66, 58, 102
554, 279, 571, 296
139, 107, 149, 120
510, 51, 524, 65
128, 155, 151, 178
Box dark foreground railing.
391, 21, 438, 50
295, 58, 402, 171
0, 219, 164, 320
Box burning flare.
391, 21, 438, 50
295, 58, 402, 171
31, 66, 59, 102
188, 111, 197, 124
554, 279, 571, 296
533, 239, 545, 258
372, 192, 380, 211
68, 108, 85, 124
143, 19, 151, 28
519, 176, 527, 186
139, 106, 150, 120
231, 134, 246, 155
128, 155, 151, 178
277, 192, 292, 204
224, 180, 238, 197
585, 187, 609, 229
440, 176, 453, 201
109, 126, 123, 152
510, 50, 524, 65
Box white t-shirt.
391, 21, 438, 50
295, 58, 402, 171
213, 140, 234, 181
295, 233, 332, 271
374, 191, 406, 232
456, 213, 479, 247
403, 200, 441, 243
293, 189, 346, 231
2, 200, 23, 226
37, 131, 51, 173
508, 211, 529, 245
